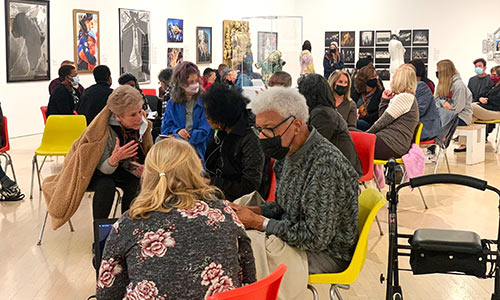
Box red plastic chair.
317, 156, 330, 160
142, 88, 157, 96
207, 264, 287, 300
0, 117, 17, 182
266, 159, 277, 202
40, 106, 48, 124
349, 132, 376, 183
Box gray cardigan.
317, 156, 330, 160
436, 74, 473, 125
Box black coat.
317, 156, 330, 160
77, 82, 113, 125
357, 87, 383, 126
480, 84, 500, 111
47, 84, 80, 117
309, 106, 363, 177
205, 111, 265, 201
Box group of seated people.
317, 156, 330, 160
41, 54, 499, 299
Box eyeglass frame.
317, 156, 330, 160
252, 115, 296, 139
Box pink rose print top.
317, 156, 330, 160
96, 199, 256, 300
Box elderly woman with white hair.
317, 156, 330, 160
229, 87, 359, 299
43, 85, 153, 229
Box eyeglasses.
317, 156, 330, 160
252, 116, 296, 138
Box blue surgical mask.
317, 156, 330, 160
475, 67, 484, 75
72, 75, 80, 86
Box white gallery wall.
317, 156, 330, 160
0, 0, 499, 137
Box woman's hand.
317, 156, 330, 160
178, 129, 191, 140
382, 90, 395, 100
479, 97, 488, 104
443, 101, 452, 110
108, 138, 138, 167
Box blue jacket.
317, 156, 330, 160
416, 81, 441, 140
235, 73, 253, 89
161, 97, 211, 160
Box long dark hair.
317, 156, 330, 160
171, 61, 201, 104
302, 40, 312, 52
298, 74, 335, 110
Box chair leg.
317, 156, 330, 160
444, 152, 451, 173
112, 189, 123, 218
30, 155, 36, 200
37, 210, 49, 246
375, 216, 384, 235
433, 148, 443, 174
35, 157, 42, 192
68, 219, 75, 232
6, 153, 17, 183
307, 284, 319, 300
418, 187, 428, 209
331, 284, 349, 300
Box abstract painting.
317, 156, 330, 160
167, 48, 183, 68
73, 9, 99, 73
167, 18, 183, 43
196, 27, 212, 64
222, 20, 250, 68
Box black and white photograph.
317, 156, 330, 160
413, 29, 429, 46
376, 68, 391, 81
398, 30, 412, 47
344, 67, 355, 76
119, 8, 151, 83
404, 47, 411, 63
324, 31, 339, 47
376, 30, 391, 46
341, 31, 355, 47
341, 48, 355, 64
5, 0, 50, 82
412, 47, 429, 63
375, 48, 390, 64
360, 31, 374, 47
359, 47, 374, 60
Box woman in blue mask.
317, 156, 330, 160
161, 62, 211, 161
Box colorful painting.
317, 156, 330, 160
73, 9, 99, 73
167, 48, 183, 68
167, 18, 183, 42
341, 31, 355, 47
5, 0, 50, 82
196, 27, 212, 64
222, 20, 250, 68
257, 31, 278, 63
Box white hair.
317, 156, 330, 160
249, 87, 309, 122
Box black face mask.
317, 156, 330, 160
225, 79, 234, 86
335, 85, 348, 96
435, 71, 439, 78
366, 79, 378, 88
260, 136, 290, 160
330, 49, 337, 54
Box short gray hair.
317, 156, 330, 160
250, 87, 309, 122
107, 85, 144, 116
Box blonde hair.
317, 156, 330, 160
107, 85, 144, 116
437, 59, 459, 98
328, 70, 352, 101
129, 138, 221, 219
391, 64, 418, 95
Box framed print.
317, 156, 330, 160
375, 48, 390, 64
196, 27, 212, 64
359, 48, 374, 60
5, 0, 50, 82
167, 48, 183, 68
325, 31, 339, 47
495, 40, 500, 53
412, 47, 429, 63
413, 29, 429, 46
167, 18, 183, 42
376, 30, 391, 46
398, 30, 412, 47
119, 8, 151, 83
73, 9, 99, 73
341, 48, 355, 64
341, 31, 355, 47
257, 31, 278, 63
222, 20, 250, 68
360, 31, 374, 47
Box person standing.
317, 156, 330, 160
47, 65, 81, 117
323, 42, 343, 79
300, 40, 315, 75
77, 65, 113, 125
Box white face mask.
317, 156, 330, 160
185, 83, 200, 94
72, 75, 80, 86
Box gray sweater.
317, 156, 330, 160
468, 75, 493, 102
260, 128, 359, 263
436, 74, 473, 125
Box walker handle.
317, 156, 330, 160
409, 174, 487, 191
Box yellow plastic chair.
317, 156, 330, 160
307, 188, 386, 300
30, 115, 87, 199
475, 119, 500, 153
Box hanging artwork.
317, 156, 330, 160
222, 20, 250, 68
359, 48, 374, 59
375, 48, 390, 64
412, 47, 429, 63
167, 48, 183, 68
412, 29, 429, 46
341, 31, 355, 47
73, 9, 99, 73
341, 48, 355, 64
119, 8, 150, 83
196, 27, 212, 64
257, 32, 278, 63
360, 31, 374, 47
5, 0, 50, 82
398, 30, 412, 47
376, 31, 391, 46
482, 28, 500, 63
325, 31, 339, 47
167, 18, 183, 43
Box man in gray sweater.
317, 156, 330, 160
230, 87, 359, 276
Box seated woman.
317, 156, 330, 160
354, 64, 383, 131
328, 70, 357, 129
96, 138, 256, 300
203, 83, 265, 201
367, 64, 419, 160
42, 85, 153, 228
298, 74, 363, 177
472, 65, 500, 127
161, 62, 211, 161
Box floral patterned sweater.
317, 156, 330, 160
96, 199, 256, 300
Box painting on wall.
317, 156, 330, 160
398, 30, 412, 47
167, 48, 183, 68
73, 9, 99, 73
494, 40, 500, 53
222, 20, 250, 68
167, 18, 183, 43
375, 48, 390, 64
360, 31, 374, 47
5, 0, 50, 82
376, 30, 391, 46
119, 8, 150, 83
413, 29, 429, 46
196, 27, 212, 64
412, 47, 429, 63
359, 48, 374, 59
257, 31, 278, 63
324, 31, 339, 47
341, 31, 355, 47
341, 48, 355, 64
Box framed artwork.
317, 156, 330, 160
324, 31, 339, 47
495, 40, 500, 53
167, 48, 183, 68
413, 29, 429, 46
119, 8, 151, 83
375, 48, 390, 64
376, 30, 391, 46
359, 48, 374, 60
360, 31, 374, 47
341, 48, 355, 64
404, 47, 411, 63
398, 30, 412, 47
167, 18, 183, 42
196, 27, 212, 64
412, 47, 429, 63
5, 0, 50, 82
341, 31, 355, 47
376, 68, 390, 81
257, 31, 278, 63
73, 9, 99, 73
222, 20, 250, 68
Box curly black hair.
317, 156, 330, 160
201, 83, 248, 128
297, 73, 335, 110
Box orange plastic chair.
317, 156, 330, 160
350, 132, 376, 183
142, 88, 157, 96
40, 106, 48, 124
207, 264, 287, 300
266, 158, 277, 202
0, 117, 17, 182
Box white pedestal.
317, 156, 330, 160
455, 124, 486, 165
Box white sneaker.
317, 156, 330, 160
425, 153, 437, 164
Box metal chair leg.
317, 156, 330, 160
433, 148, 443, 174
112, 189, 123, 218
6, 153, 17, 183
37, 210, 49, 245
375, 216, 384, 236
418, 187, 428, 209
30, 155, 36, 200
68, 219, 75, 232
331, 284, 349, 300
444, 153, 451, 173
308, 284, 319, 300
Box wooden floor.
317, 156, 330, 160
2, 134, 500, 300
